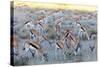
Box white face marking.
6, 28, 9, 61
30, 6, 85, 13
24, 43, 30, 52
80, 28, 84, 32
29, 45, 36, 50
24, 42, 37, 52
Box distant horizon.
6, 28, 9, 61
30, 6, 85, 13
13, 1, 97, 12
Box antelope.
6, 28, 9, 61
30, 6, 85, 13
62, 29, 80, 55
74, 21, 90, 40
30, 28, 51, 44
23, 38, 41, 52
23, 38, 44, 60
37, 20, 48, 31
54, 17, 63, 40
82, 26, 89, 40
31, 17, 49, 36
22, 28, 41, 51
29, 23, 64, 60
23, 36, 52, 62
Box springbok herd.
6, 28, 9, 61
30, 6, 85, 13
11, 5, 97, 65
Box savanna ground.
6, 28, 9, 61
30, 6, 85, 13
11, 2, 97, 66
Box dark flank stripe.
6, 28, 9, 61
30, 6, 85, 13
29, 42, 39, 49
56, 42, 62, 49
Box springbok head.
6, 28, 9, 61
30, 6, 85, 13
23, 39, 41, 52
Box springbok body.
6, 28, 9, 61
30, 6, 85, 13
23, 38, 53, 62
54, 17, 63, 40
73, 21, 90, 40
63, 30, 80, 55
23, 39, 45, 61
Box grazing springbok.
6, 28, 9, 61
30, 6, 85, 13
23, 38, 44, 60
23, 37, 52, 62
62, 29, 80, 55
23, 38, 41, 52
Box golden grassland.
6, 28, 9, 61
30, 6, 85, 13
13, 1, 97, 12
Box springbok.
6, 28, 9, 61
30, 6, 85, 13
30, 28, 51, 44
23, 36, 52, 62
80, 26, 90, 40
62, 29, 80, 55
23, 38, 44, 61
54, 17, 63, 40
74, 21, 90, 40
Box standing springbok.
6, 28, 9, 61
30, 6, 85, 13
54, 17, 63, 40
73, 20, 90, 40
